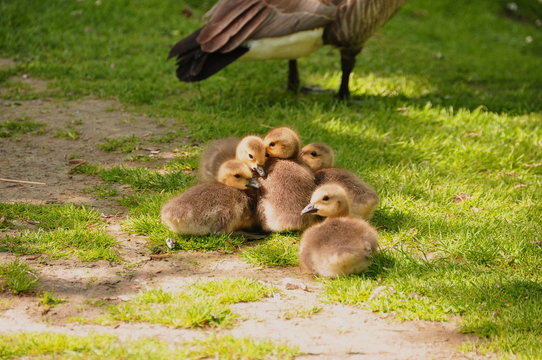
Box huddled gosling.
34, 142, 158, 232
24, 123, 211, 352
257, 127, 316, 232
198, 135, 266, 182
300, 142, 379, 220
161, 159, 260, 235
299, 183, 378, 278
264, 126, 301, 159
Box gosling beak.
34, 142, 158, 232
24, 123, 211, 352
301, 203, 318, 215
256, 165, 266, 177
247, 178, 261, 189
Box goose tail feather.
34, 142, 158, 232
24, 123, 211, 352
169, 29, 249, 82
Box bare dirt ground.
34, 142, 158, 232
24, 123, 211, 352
0, 65, 485, 359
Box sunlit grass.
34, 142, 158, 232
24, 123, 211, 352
0, 332, 299, 360
80, 278, 276, 328
0, 260, 38, 294
0, 203, 120, 261
0, 203, 102, 231
0, 0, 540, 357
39, 291, 66, 307
1, 228, 120, 262
241, 234, 299, 267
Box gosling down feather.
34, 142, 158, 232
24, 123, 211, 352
299, 183, 378, 277
300, 142, 379, 220
198, 135, 266, 182
168, 0, 408, 99
162, 160, 260, 235
257, 127, 316, 231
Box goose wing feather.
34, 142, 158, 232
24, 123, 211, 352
198, 0, 338, 53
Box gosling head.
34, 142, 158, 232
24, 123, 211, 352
263, 127, 301, 159
217, 160, 261, 190
236, 136, 266, 177
301, 183, 351, 218
299, 143, 334, 171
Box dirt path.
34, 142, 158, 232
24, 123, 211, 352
0, 67, 483, 359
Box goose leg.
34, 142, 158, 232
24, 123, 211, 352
338, 49, 360, 100
287, 59, 300, 92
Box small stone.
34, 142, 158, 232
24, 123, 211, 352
165, 238, 176, 249
278, 278, 308, 291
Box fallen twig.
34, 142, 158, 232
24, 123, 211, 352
0, 178, 46, 185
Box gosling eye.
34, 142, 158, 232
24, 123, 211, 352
265, 153, 270, 158
322, 196, 329, 201
269, 142, 276, 147
248, 154, 254, 159
310, 151, 318, 157
234, 174, 241, 178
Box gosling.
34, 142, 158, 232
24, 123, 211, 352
162, 159, 260, 235
300, 142, 379, 220
198, 135, 266, 182
257, 127, 316, 231
299, 183, 378, 278
264, 127, 301, 160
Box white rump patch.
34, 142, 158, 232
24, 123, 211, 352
241, 28, 324, 61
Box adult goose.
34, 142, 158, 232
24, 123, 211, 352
168, 0, 408, 99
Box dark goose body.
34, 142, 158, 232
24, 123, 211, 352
168, 0, 408, 98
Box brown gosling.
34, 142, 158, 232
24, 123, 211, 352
198, 135, 266, 182
257, 127, 316, 231
299, 183, 378, 278
300, 142, 379, 220
263, 127, 301, 159
162, 160, 260, 235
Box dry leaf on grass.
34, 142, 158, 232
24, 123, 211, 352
453, 193, 472, 203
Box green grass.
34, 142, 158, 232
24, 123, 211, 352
0, 332, 299, 360
1, 228, 120, 262
100, 135, 142, 153
39, 291, 66, 307
0, 116, 46, 137
104, 289, 237, 328
54, 127, 81, 140
0, 203, 120, 261
0, 260, 38, 294
1, 0, 541, 357
191, 278, 277, 303
84, 278, 276, 328
82, 184, 119, 199
281, 306, 322, 320
0, 203, 102, 230
73, 163, 193, 192
241, 234, 299, 267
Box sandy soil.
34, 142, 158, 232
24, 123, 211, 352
0, 64, 487, 359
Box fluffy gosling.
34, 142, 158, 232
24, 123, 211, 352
162, 159, 260, 235
198, 135, 266, 182
300, 142, 379, 220
299, 183, 378, 278
257, 127, 316, 231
